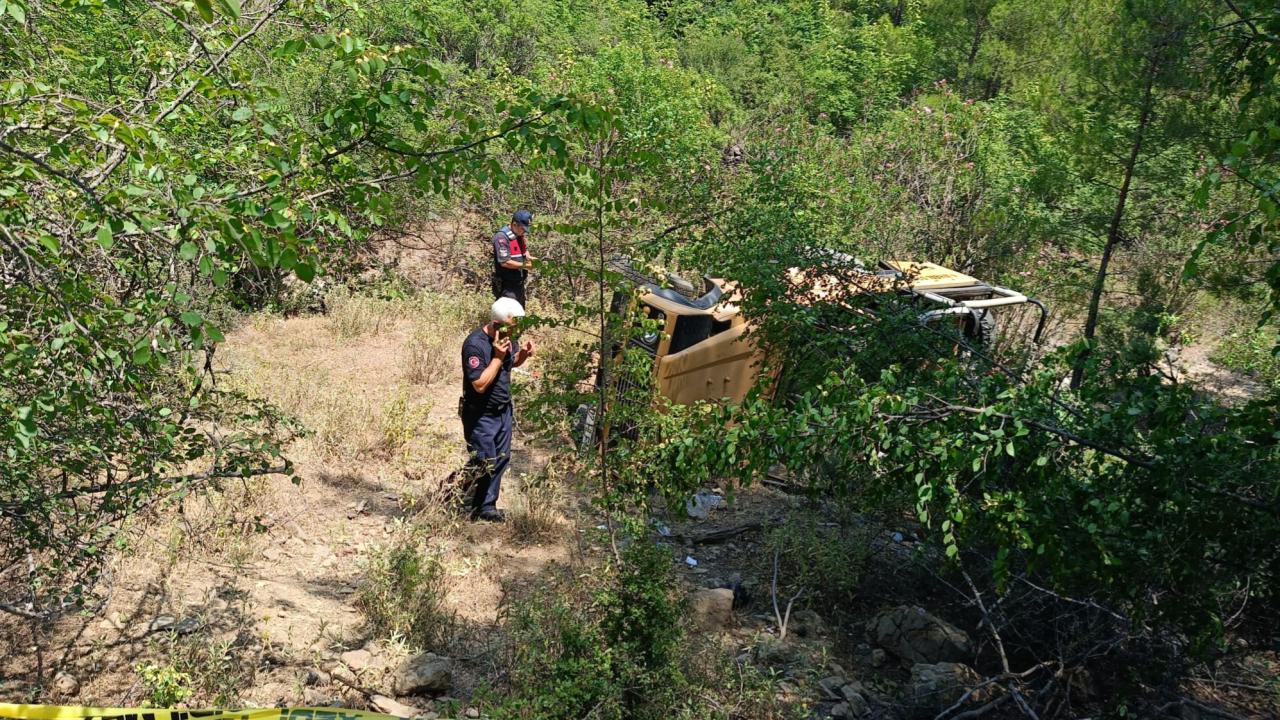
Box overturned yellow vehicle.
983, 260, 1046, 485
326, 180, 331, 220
604, 257, 1047, 409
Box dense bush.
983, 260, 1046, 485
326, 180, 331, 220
494, 540, 687, 720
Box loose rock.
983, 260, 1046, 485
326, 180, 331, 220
53, 672, 79, 696
392, 653, 453, 696
840, 681, 867, 703
866, 606, 973, 665
148, 615, 200, 635
328, 664, 357, 687
304, 669, 331, 687
844, 690, 870, 717
753, 635, 794, 666
829, 701, 853, 719
340, 649, 374, 672
870, 649, 887, 668
790, 608, 826, 638
818, 676, 846, 699
904, 662, 988, 720
302, 688, 336, 706
689, 588, 734, 631
370, 695, 420, 718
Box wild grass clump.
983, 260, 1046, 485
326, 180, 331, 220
380, 387, 431, 458
326, 286, 405, 338
402, 289, 491, 385
404, 324, 454, 385
507, 462, 566, 544
356, 528, 455, 650
305, 382, 382, 460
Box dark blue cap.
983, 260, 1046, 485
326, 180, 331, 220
512, 209, 533, 227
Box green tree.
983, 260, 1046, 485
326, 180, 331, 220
1063, 0, 1220, 388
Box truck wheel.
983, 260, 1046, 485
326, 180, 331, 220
963, 310, 999, 346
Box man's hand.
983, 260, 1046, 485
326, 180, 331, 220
493, 335, 511, 360
515, 339, 535, 367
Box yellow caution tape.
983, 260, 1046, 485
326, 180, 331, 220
0, 706, 399, 720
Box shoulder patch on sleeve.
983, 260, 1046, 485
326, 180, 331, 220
468, 355, 481, 369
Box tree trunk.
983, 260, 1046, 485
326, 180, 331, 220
964, 18, 986, 97
1069, 64, 1159, 390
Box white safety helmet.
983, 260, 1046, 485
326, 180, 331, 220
491, 296, 526, 323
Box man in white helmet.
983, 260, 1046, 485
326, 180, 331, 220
458, 297, 534, 522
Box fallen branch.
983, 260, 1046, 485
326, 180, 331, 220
687, 522, 763, 545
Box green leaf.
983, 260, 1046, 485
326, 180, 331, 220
96, 225, 114, 250
179, 311, 202, 327
7, 1, 25, 24
192, 0, 213, 22
205, 324, 226, 343
132, 344, 152, 364
294, 262, 315, 282
178, 241, 199, 261
214, 0, 240, 19
232, 106, 252, 122
274, 39, 306, 57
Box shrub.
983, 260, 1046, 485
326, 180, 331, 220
134, 632, 252, 707
492, 540, 688, 720
496, 582, 623, 720
763, 510, 869, 609
136, 662, 193, 707
356, 531, 454, 650
1212, 326, 1280, 391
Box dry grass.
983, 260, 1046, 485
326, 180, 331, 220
402, 290, 490, 385
404, 325, 454, 385
325, 287, 406, 338
507, 461, 567, 544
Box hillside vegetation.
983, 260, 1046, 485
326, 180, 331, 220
2, 0, 1279, 718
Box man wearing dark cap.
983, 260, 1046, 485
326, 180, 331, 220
492, 209, 535, 307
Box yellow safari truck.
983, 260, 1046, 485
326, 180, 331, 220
601, 257, 1048, 412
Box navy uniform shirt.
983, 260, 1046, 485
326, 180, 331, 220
492, 225, 528, 292
462, 327, 513, 414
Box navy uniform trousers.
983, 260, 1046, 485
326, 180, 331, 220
493, 278, 527, 308
462, 403, 513, 515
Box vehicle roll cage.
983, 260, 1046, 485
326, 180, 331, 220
913, 284, 1049, 344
